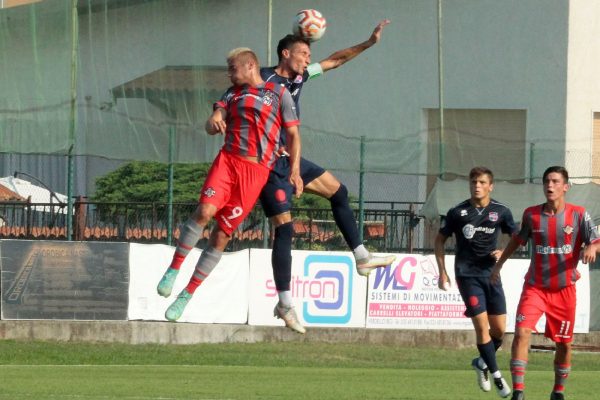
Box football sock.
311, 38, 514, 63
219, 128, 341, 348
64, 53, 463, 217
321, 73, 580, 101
553, 363, 570, 393
353, 244, 370, 261
277, 290, 293, 308
477, 341, 500, 374
329, 184, 361, 250
170, 219, 204, 270
510, 359, 528, 392
492, 335, 503, 351
185, 246, 223, 294
271, 222, 293, 291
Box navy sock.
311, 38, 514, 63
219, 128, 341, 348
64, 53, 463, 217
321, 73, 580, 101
492, 336, 503, 351
272, 222, 293, 291
330, 184, 361, 250
477, 341, 500, 374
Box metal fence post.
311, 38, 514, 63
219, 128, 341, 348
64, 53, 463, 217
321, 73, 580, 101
358, 135, 365, 243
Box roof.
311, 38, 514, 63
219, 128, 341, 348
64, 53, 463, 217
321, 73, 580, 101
111, 65, 229, 118
0, 184, 25, 201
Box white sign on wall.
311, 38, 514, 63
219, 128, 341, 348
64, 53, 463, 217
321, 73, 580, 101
248, 249, 369, 328
128, 243, 249, 324
366, 254, 590, 333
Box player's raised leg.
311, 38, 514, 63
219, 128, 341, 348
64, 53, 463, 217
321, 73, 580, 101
157, 204, 214, 297
304, 170, 395, 276
165, 227, 226, 321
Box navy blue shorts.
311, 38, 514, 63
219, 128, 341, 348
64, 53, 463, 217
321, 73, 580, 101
456, 276, 507, 318
259, 156, 326, 217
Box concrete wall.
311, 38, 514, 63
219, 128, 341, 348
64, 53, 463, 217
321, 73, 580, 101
1, 320, 599, 350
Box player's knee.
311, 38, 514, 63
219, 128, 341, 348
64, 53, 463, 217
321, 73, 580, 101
329, 184, 348, 204
270, 212, 292, 227
274, 221, 293, 245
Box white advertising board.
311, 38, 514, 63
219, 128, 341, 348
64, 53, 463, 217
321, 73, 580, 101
128, 243, 249, 323
248, 249, 369, 328
366, 254, 590, 333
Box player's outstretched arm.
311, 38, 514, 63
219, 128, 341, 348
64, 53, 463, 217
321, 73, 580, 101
434, 233, 451, 290
205, 108, 227, 135
285, 125, 303, 198
318, 19, 390, 72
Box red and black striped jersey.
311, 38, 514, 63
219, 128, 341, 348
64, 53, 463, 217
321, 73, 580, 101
214, 82, 299, 169
515, 203, 600, 290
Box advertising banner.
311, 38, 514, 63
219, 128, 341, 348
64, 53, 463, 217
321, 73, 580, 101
128, 243, 249, 323
248, 249, 369, 328
366, 254, 590, 333
1, 240, 129, 320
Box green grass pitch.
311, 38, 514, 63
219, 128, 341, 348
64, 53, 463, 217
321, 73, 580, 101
0, 340, 598, 399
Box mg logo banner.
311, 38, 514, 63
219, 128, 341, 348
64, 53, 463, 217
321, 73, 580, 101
248, 249, 367, 328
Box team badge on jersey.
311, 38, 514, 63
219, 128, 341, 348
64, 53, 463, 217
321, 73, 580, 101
489, 212, 498, 222
460, 209, 468, 216
563, 225, 573, 235
462, 224, 475, 239
203, 187, 216, 198
262, 90, 274, 106
293, 74, 303, 83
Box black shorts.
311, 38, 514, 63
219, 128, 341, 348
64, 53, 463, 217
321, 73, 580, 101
456, 276, 507, 318
259, 156, 326, 218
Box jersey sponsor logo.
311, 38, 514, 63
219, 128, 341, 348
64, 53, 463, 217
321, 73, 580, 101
460, 209, 468, 216
535, 244, 572, 255
488, 212, 498, 222
516, 313, 526, 323
233, 92, 273, 106
563, 225, 573, 235
462, 224, 496, 239
203, 187, 216, 198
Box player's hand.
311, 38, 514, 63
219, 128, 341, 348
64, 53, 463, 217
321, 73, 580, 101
491, 249, 502, 261
207, 117, 226, 135
490, 264, 502, 285
276, 146, 290, 158
438, 273, 451, 291
581, 244, 597, 264
289, 173, 303, 198
369, 19, 390, 44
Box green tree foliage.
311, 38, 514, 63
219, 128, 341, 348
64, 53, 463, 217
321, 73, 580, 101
92, 161, 353, 210
92, 161, 211, 203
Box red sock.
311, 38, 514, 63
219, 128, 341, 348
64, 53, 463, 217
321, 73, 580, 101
169, 252, 186, 270
185, 275, 204, 294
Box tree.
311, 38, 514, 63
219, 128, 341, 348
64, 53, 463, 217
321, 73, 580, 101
92, 160, 351, 210
92, 161, 211, 203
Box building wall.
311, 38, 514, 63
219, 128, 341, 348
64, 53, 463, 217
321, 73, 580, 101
566, 0, 600, 182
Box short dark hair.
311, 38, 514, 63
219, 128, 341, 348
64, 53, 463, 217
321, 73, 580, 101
542, 166, 569, 183
469, 166, 494, 183
276, 34, 311, 63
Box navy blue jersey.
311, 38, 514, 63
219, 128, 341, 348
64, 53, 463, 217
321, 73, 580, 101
439, 199, 517, 277
260, 67, 309, 147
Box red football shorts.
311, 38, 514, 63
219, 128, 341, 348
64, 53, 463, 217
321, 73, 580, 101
515, 283, 577, 343
199, 151, 270, 236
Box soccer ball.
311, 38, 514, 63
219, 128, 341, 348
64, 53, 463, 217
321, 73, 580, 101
292, 9, 327, 42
